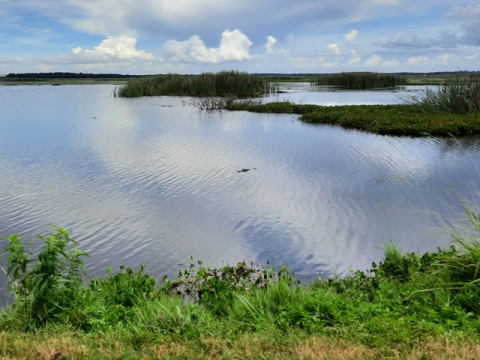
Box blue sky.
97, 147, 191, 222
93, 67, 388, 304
1, 0, 479, 74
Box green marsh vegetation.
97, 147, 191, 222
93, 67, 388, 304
406, 75, 480, 115
225, 75, 480, 136
3, 211, 480, 358
315, 72, 406, 89
114, 71, 275, 98
227, 101, 480, 136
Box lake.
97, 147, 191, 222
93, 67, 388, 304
1, 84, 479, 298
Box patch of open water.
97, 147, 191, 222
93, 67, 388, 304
0, 84, 479, 303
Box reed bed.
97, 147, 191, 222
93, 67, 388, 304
114, 71, 275, 98
406, 75, 480, 114
315, 72, 405, 89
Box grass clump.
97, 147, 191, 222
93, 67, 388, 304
3, 214, 480, 358
227, 101, 480, 136
406, 75, 480, 114
315, 72, 406, 89
114, 70, 275, 98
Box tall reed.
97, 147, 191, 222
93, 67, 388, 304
405, 75, 480, 114
114, 71, 275, 98
315, 72, 405, 89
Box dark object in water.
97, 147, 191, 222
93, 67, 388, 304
237, 168, 257, 173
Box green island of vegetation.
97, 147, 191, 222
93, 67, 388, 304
2, 210, 480, 359
110, 70, 480, 137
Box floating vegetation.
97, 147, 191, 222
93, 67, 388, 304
226, 101, 480, 136
114, 71, 275, 98
315, 72, 406, 89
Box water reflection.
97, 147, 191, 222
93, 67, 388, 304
0, 85, 479, 297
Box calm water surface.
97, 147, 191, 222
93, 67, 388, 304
1, 84, 479, 298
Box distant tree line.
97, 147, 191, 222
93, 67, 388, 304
6, 72, 142, 79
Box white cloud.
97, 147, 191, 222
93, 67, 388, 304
437, 53, 456, 63
265, 36, 278, 54
72, 36, 154, 61
328, 43, 341, 55
288, 56, 334, 69
345, 30, 359, 41
382, 59, 400, 67
407, 56, 431, 65
364, 54, 382, 66
348, 49, 361, 64
163, 29, 252, 64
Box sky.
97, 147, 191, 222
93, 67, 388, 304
0, 0, 479, 74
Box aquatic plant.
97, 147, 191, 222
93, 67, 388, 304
114, 71, 275, 98
315, 72, 405, 89
405, 75, 480, 114
227, 102, 480, 136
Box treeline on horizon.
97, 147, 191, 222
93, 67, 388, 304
5, 70, 480, 79
5, 72, 142, 79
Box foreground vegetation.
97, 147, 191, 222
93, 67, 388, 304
2, 210, 480, 358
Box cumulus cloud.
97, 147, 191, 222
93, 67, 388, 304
437, 53, 456, 63
72, 36, 154, 61
265, 36, 278, 54
163, 29, 252, 64
407, 56, 431, 65
364, 55, 382, 66
288, 56, 334, 69
348, 49, 361, 64
328, 44, 341, 55
345, 30, 359, 41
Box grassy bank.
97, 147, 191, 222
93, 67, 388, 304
2, 211, 480, 358
115, 71, 275, 98
226, 102, 480, 137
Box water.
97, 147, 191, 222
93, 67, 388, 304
0, 84, 479, 299
264, 82, 422, 105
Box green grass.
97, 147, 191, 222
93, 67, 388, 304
406, 75, 480, 114
315, 72, 406, 89
114, 71, 275, 98
226, 102, 480, 136
3, 212, 480, 358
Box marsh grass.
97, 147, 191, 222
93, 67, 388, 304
227, 101, 480, 136
406, 75, 480, 114
114, 71, 275, 98
3, 215, 480, 357
315, 72, 405, 89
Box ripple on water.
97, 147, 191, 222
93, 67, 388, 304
1, 86, 480, 288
